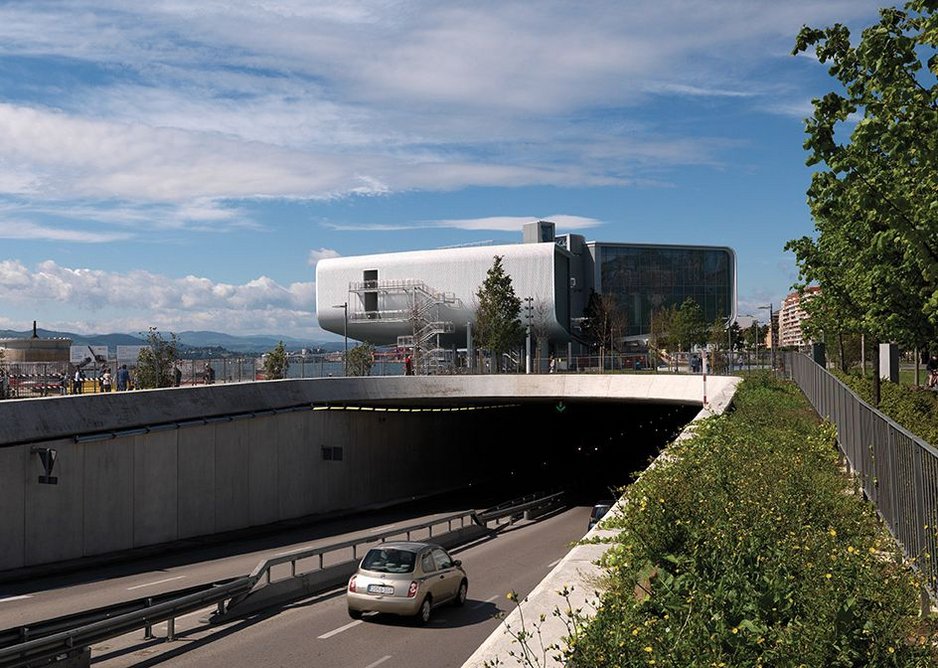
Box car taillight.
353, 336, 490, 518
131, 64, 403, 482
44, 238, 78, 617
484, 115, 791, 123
407, 581, 419, 598
348, 575, 357, 593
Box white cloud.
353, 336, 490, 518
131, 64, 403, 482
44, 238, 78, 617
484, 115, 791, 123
0, 259, 319, 337
0, 1, 884, 220
308, 248, 341, 267
0, 220, 130, 243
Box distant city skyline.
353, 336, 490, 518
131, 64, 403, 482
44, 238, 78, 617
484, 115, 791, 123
0, 1, 882, 339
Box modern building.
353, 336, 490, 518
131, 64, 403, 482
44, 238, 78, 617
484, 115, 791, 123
316, 221, 736, 357
778, 287, 820, 349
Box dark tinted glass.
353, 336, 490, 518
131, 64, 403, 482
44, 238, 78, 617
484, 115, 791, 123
362, 547, 417, 573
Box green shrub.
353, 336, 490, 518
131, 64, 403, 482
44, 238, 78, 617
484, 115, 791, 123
569, 373, 936, 667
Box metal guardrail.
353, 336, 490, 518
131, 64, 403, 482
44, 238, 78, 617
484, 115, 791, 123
786, 352, 938, 603
0, 491, 567, 667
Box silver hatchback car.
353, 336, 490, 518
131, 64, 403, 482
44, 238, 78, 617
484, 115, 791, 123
347, 541, 468, 624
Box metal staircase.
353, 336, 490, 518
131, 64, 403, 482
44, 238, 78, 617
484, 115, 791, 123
347, 279, 462, 373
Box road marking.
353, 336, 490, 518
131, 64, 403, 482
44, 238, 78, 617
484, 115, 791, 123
369, 524, 398, 534
470, 595, 498, 609
318, 619, 363, 639
0, 595, 33, 603
547, 558, 563, 569
364, 656, 392, 668
127, 576, 186, 590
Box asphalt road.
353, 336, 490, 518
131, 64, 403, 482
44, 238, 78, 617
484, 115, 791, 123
0, 483, 527, 628
83, 505, 590, 668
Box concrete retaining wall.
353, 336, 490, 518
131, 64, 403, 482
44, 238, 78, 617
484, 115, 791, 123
0, 374, 731, 572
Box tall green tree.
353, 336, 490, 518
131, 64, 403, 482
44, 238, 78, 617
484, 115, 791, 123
263, 340, 289, 380
475, 255, 523, 372
135, 327, 179, 389
347, 343, 376, 376
671, 298, 708, 354
789, 1, 938, 401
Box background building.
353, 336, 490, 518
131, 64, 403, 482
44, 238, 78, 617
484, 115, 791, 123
778, 287, 820, 349
316, 221, 736, 359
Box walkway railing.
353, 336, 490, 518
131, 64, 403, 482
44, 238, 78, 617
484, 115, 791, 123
786, 352, 938, 602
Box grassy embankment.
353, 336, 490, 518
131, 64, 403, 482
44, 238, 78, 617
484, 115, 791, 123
562, 373, 937, 667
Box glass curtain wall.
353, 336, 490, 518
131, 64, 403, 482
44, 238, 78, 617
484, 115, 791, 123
597, 245, 734, 337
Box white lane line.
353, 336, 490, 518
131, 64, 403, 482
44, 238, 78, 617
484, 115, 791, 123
547, 558, 562, 569
127, 576, 186, 591
369, 524, 398, 534
0, 595, 33, 603
364, 656, 392, 668
470, 595, 499, 609
318, 619, 363, 639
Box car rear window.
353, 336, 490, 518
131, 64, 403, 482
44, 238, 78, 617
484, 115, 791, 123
361, 548, 417, 573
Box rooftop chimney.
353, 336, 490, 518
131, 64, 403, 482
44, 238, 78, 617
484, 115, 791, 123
32, 321, 38, 338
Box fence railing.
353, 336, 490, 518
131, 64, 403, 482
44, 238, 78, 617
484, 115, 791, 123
785, 352, 938, 602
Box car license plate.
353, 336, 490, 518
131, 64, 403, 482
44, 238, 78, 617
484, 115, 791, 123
367, 584, 394, 595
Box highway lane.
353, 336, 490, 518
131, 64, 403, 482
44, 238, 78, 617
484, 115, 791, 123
90, 505, 591, 668
0, 492, 511, 630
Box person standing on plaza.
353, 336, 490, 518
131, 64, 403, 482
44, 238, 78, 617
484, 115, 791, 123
116, 364, 130, 391
73, 368, 83, 394
101, 368, 112, 392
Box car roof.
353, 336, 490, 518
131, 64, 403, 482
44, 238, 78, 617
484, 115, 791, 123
368, 541, 441, 552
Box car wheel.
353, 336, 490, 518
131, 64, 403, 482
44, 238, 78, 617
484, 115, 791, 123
416, 596, 432, 625
454, 580, 468, 607
348, 608, 363, 620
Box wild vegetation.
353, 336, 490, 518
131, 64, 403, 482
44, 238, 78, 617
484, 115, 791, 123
495, 374, 938, 667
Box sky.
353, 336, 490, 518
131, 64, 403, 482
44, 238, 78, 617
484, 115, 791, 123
0, 0, 886, 341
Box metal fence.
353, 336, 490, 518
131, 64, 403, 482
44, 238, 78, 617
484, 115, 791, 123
0, 355, 407, 399
786, 351, 938, 602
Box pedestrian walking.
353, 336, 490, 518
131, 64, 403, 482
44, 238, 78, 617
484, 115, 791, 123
101, 368, 112, 392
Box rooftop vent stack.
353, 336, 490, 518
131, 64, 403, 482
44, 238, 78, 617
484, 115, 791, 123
32, 321, 38, 338
522, 220, 556, 244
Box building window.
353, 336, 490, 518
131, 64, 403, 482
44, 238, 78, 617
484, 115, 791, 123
322, 446, 344, 461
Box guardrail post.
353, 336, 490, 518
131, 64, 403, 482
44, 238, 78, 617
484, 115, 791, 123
143, 598, 154, 639
167, 617, 175, 641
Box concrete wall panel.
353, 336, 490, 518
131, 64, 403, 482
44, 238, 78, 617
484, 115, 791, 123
214, 422, 250, 532
177, 425, 215, 540
276, 412, 314, 520
133, 430, 178, 547
82, 438, 134, 556
249, 415, 279, 526
23, 439, 83, 566
0, 445, 27, 570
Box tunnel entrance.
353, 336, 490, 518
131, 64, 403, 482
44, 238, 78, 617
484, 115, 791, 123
485, 400, 699, 503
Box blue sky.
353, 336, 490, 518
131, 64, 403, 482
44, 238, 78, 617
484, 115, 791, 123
0, 0, 883, 340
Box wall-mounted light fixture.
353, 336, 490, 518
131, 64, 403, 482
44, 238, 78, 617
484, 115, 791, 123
31, 447, 58, 484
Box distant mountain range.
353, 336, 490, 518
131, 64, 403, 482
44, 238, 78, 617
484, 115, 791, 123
0, 328, 341, 354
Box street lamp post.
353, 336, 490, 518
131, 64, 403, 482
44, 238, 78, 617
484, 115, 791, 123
332, 302, 348, 376
524, 297, 533, 374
